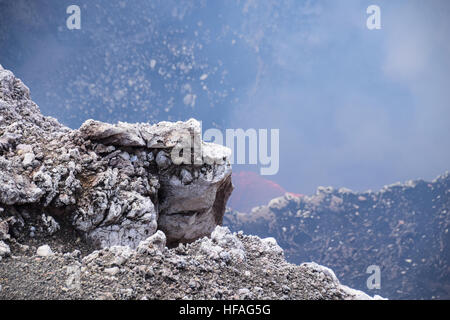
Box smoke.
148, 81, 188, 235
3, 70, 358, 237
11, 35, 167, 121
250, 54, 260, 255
230, 0, 450, 193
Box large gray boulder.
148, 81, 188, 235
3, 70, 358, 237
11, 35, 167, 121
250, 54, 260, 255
0, 65, 232, 248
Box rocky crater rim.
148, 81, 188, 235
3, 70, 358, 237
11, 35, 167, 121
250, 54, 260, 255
0, 64, 233, 250
0, 65, 385, 300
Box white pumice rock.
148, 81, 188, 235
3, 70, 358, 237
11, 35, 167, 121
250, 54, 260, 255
104, 267, 120, 276
0, 240, 10, 259
137, 230, 167, 254
259, 237, 284, 256
199, 226, 246, 262
36, 244, 54, 257
41, 214, 60, 235
22, 152, 35, 167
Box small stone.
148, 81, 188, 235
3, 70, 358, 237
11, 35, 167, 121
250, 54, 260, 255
22, 152, 35, 166
188, 280, 198, 289
41, 214, 60, 235
120, 288, 134, 299
109, 245, 134, 266
68, 148, 80, 159
16, 144, 33, 154
180, 168, 193, 184
219, 250, 231, 263
104, 267, 120, 276
70, 249, 81, 258
36, 244, 54, 257
97, 292, 114, 300
238, 288, 253, 299
282, 285, 291, 294
19, 244, 29, 252
0, 240, 11, 258
0, 220, 10, 240
119, 152, 130, 160
155, 151, 171, 170
137, 230, 166, 254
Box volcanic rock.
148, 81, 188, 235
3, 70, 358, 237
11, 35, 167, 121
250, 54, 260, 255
0, 64, 232, 248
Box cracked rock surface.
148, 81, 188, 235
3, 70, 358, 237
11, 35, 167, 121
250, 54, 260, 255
0, 65, 232, 249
